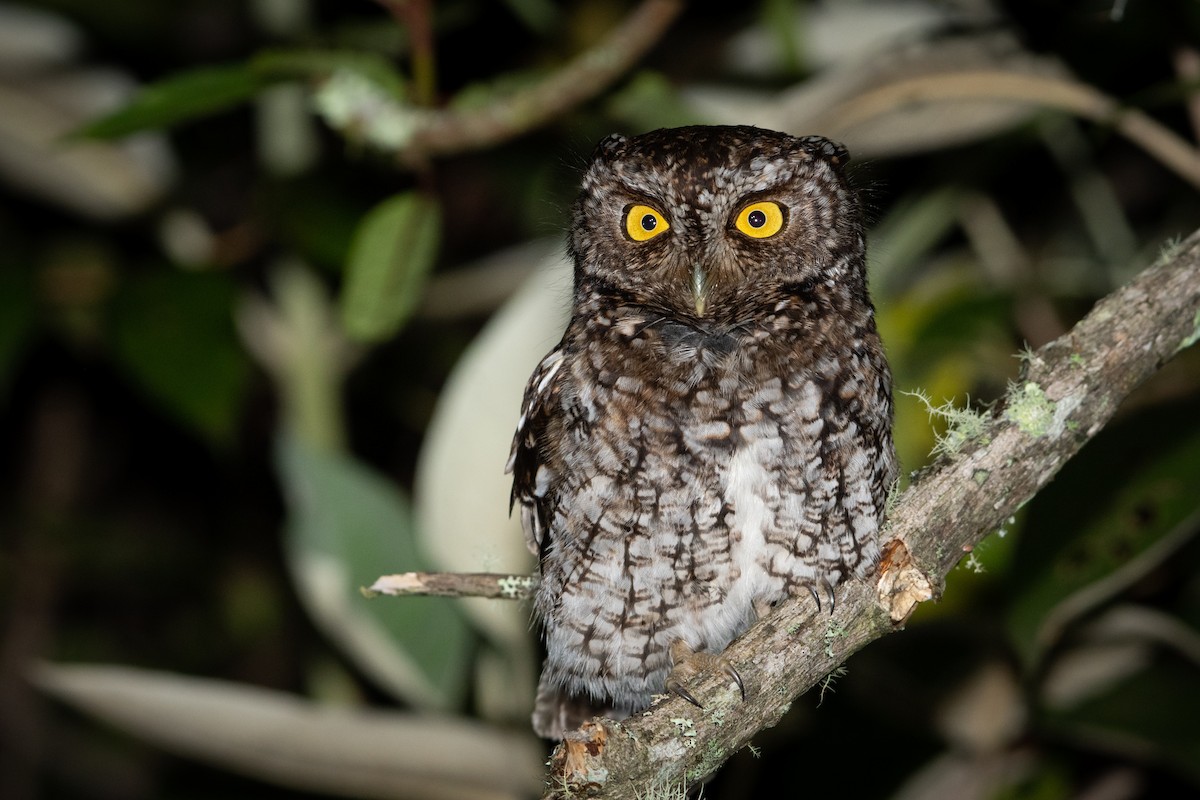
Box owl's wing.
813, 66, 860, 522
506, 346, 566, 557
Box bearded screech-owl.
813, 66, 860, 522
507, 125, 897, 739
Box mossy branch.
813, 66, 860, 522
369, 228, 1200, 797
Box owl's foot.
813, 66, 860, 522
665, 639, 745, 708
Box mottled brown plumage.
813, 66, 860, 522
507, 126, 897, 739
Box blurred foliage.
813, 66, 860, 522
1, 1, 1200, 799
277, 432, 471, 708
339, 192, 440, 342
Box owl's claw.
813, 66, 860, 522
724, 661, 746, 700
821, 579, 837, 615
804, 581, 837, 614
666, 640, 746, 708
668, 680, 704, 709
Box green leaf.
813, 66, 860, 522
277, 434, 471, 708
867, 186, 964, 297
340, 192, 440, 342
110, 270, 249, 443
1007, 401, 1200, 665
501, 0, 560, 33
76, 51, 410, 141
76, 65, 269, 140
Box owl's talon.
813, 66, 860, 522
806, 585, 822, 613
667, 680, 704, 709
724, 662, 746, 700
666, 639, 745, 708
821, 579, 837, 615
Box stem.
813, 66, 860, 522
375, 0, 437, 107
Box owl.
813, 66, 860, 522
507, 125, 897, 739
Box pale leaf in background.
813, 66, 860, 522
725, 0, 964, 75
0, 6, 174, 220
0, 71, 174, 219
34, 663, 542, 800
414, 242, 572, 720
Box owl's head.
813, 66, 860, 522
569, 125, 866, 325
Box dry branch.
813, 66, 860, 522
365, 571, 536, 601
369, 229, 1200, 797
823, 71, 1200, 190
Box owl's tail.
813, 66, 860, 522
532, 671, 632, 740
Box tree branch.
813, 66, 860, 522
395, 0, 684, 165
369, 229, 1200, 797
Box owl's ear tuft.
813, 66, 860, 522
797, 136, 850, 171
595, 134, 628, 161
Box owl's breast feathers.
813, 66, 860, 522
506, 302, 752, 563
506, 284, 895, 566
508, 287, 897, 738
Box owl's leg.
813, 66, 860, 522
665, 639, 745, 708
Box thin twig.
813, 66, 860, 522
364, 571, 536, 600
373, 0, 437, 107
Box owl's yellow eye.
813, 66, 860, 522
734, 201, 785, 239
624, 204, 670, 242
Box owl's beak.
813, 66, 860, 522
691, 264, 708, 316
